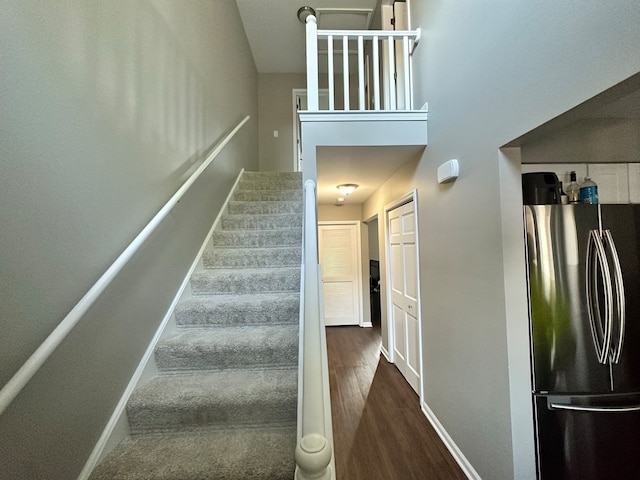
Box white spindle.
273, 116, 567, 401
327, 35, 334, 111
305, 15, 319, 110
372, 38, 380, 111
403, 35, 411, 109
342, 35, 349, 111
387, 34, 396, 111
357, 36, 365, 110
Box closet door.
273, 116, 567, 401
388, 200, 420, 393
319, 223, 362, 326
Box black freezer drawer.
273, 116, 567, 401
534, 394, 640, 480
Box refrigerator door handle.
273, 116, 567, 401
549, 402, 640, 413
586, 230, 614, 365
603, 229, 626, 364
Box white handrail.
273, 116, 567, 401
295, 179, 334, 480
0, 116, 250, 416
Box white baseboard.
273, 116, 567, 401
380, 345, 391, 362
421, 400, 480, 480
360, 321, 373, 328
78, 169, 245, 480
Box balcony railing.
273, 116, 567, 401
302, 11, 420, 112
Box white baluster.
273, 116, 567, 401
327, 35, 334, 111
373, 38, 380, 111
358, 35, 364, 110
403, 35, 410, 109
387, 34, 396, 111
342, 35, 349, 111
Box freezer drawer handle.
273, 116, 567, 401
549, 402, 640, 413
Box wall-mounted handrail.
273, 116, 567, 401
295, 179, 335, 480
0, 116, 250, 416
303, 12, 420, 113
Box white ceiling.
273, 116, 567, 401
316, 145, 424, 205
235, 0, 380, 73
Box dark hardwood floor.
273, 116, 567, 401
326, 326, 467, 480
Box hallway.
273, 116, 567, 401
327, 326, 467, 479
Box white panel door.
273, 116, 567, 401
388, 200, 420, 393
319, 223, 362, 326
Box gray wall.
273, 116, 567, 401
364, 1, 640, 478
258, 73, 361, 172
258, 73, 306, 171
0, 1, 258, 478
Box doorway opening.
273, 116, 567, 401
365, 216, 381, 329
292, 88, 329, 172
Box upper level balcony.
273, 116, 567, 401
296, 6, 428, 179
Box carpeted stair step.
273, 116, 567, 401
174, 293, 300, 327
126, 369, 297, 434
220, 213, 301, 230
190, 267, 300, 295
233, 189, 302, 202
228, 200, 302, 215
154, 325, 299, 372
202, 246, 301, 268
236, 178, 302, 191
212, 228, 301, 248
241, 171, 301, 180
88, 426, 296, 480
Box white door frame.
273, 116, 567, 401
318, 220, 365, 327
292, 88, 330, 172
383, 189, 424, 400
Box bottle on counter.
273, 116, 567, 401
565, 171, 580, 204
559, 182, 569, 204
579, 176, 599, 204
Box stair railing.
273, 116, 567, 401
0, 116, 250, 416
296, 179, 335, 480
302, 12, 421, 112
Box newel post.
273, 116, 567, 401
295, 433, 333, 480
298, 6, 319, 110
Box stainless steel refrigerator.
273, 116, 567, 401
524, 204, 640, 480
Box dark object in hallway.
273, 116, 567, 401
369, 260, 381, 327
327, 326, 467, 480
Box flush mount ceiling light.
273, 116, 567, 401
297, 6, 317, 23
336, 184, 358, 196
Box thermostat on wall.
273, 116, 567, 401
437, 159, 459, 184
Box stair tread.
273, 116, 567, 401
159, 324, 299, 349
89, 426, 296, 480
177, 292, 299, 303
127, 369, 297, 433
154, 325, 298, 373
130, 369, 297, 408
174, 293, 299, 327
196, 266, 300, 274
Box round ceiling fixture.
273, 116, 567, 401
336, 184, 358, 196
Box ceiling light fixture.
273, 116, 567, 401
336, 183, 358, 196
297, 6, 317, 23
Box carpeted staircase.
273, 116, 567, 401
90, 171, 302, 480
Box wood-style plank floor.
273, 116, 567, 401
326, 326, 467, 480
